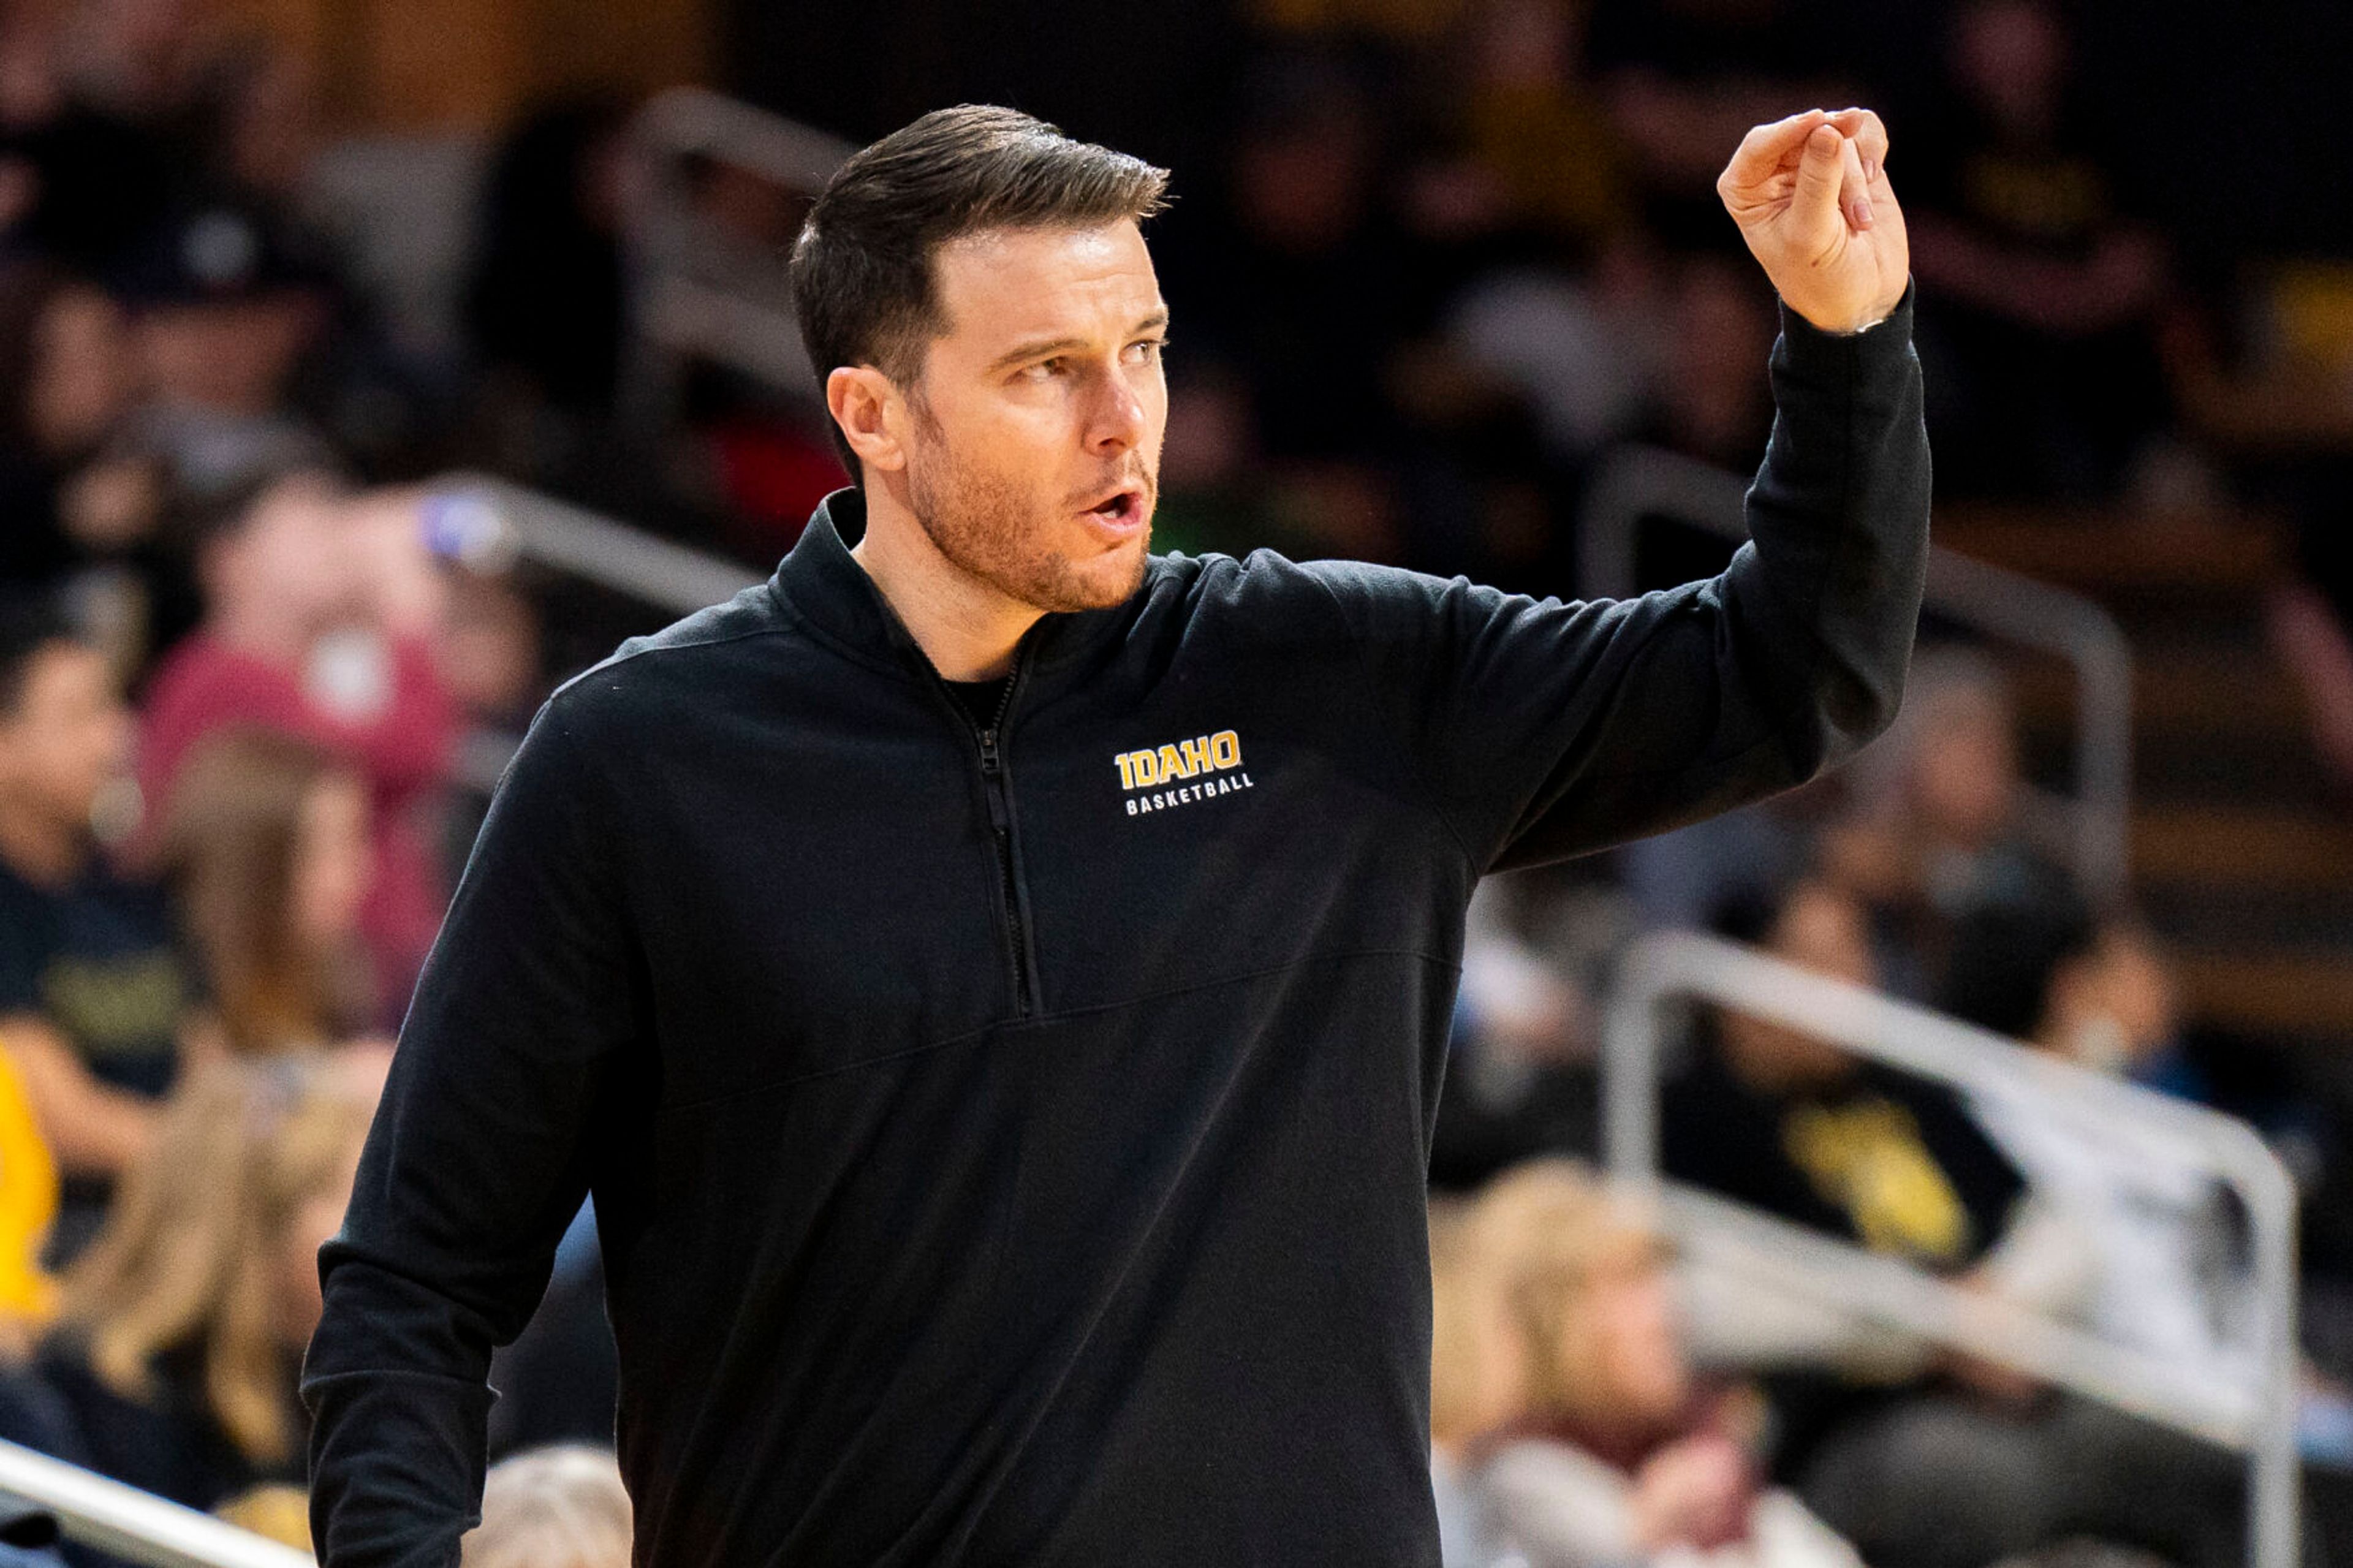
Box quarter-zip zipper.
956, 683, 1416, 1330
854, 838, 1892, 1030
964, 648, 1037, 1018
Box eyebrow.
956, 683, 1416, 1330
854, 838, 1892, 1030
987, 309, 1172, 373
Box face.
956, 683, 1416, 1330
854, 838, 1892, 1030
137, 294, 316, 417
28, 286, 133, 456
1577, 1258, 1691, 1425
290, 772, 372, 952
0, 643, 131, 832
1721, 883, 1874, 1091
203, 474, 368, 648
1911, 692, 2017, 848
871, 220, 1168, 615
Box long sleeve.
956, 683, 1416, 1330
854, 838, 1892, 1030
1307, 284, 1931, 874
302, 700, 645, 1567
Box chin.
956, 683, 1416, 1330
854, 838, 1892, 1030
1050, 534, 1151, 612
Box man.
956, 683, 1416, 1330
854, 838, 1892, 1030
307, 103, 1927, 1565
0, 598, 192, 1256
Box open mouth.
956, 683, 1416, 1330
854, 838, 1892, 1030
1083, 487, 1145, 525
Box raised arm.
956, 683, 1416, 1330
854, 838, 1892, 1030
303, 700, 643, 1567
1307, 108, 1928, 872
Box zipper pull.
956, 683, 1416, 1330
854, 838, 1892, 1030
979, 728, 1002, 775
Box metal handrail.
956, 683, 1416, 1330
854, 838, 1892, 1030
422, 474, 763, 615
0, 1439, 311, 1567
620, 89, 855, 424
1580, 444, 2135, 895
1603, 930, 2298, 1568
632, 86, 857, 193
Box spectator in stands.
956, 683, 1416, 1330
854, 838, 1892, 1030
1662, 877, 2027, 1276
0, 1043, 59, 1343
1156, 53, 1419, 485
1644, 251, 1776, 470
1941, 885, 2258, 1384
1429, 884, 1597, 1191
1441, 232, 1667, 472
1671, 876, 2246, 1568
0, 596, 194, 1256
36, 1056, 371, 1518
112, 199, 335, 521
2161, 262, 2353, 797
463, 98, 631, 442
0, 0, 203, 276
154, 726, 379, 1058
1429, 1194, 1523, 1565
1586, 0, 1852, 250
1903, 0, 2171, 498
1466, 1159, 1863, 1568
140, 466, 455, 1013
1819, 646, 2072, 1001
0, 262, 142, 590
461, 1445, 632, 1568
1439, 0, 1632, 256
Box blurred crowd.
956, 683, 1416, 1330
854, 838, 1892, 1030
0, 0, 2347, 1561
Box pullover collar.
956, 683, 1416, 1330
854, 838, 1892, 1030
766, 487, 1145, 688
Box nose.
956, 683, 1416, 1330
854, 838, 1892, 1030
1083, 363, 1146, 456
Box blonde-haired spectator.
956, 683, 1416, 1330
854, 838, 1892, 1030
1464, 1159, 1862, 1568
1430, 1194, 1525, 1566
32, 1057, 371, 1516
461, 1445, 632, 1568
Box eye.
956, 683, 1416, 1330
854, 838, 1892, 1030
1126, 337, 1169, 363
1018, 357, 1067, 384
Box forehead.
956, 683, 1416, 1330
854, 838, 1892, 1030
929, 221, 1161, 349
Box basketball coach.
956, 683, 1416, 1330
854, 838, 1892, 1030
305, 102, 1928, 1565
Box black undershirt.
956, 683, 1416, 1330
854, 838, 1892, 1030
944, 676, 1010, 728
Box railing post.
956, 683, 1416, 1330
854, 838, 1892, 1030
1601, 930, 2300, 1568
1579, 446, 2135, 898
0, 1441, 313, 1568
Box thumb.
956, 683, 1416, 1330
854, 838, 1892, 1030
1790, 123, 1846, 236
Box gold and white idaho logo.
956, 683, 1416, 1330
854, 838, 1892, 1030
1115, 730, 1254, 816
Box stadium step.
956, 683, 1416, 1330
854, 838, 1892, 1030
1933, 502, 2353, 1050
2009, 644, 2305, 741
1936, 504, 2291, 602
2133, 803, 2353, 893
2172, 950, 2353, 1044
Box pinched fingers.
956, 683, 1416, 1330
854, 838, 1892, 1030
1839, 131, 1874, 229
1718, 107, 1830, 196
1827, 106, 1889, 185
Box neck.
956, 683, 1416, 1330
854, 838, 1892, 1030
851, 480, 1044, 683
0, 797, 87, 888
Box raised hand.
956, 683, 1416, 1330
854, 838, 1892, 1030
1718, 107, 1909, 335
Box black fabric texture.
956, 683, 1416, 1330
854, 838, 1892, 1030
944, 675, 1013, 728
304, 289, 1932, 1567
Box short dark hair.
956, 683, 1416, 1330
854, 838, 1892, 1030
0, 591, 83, 720
789, 104, 1171, 479
1940, 873, 2102, 1041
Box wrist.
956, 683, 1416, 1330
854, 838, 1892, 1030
1782, 277, 1916, 341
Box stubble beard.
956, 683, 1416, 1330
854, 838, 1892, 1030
905, 407, 1151, 616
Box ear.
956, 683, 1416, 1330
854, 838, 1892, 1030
826, 366, 909, 475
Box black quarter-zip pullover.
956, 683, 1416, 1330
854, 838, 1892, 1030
305, 291, 1932, 1567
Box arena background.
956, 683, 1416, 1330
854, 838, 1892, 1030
4, 0, 2353, 1563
